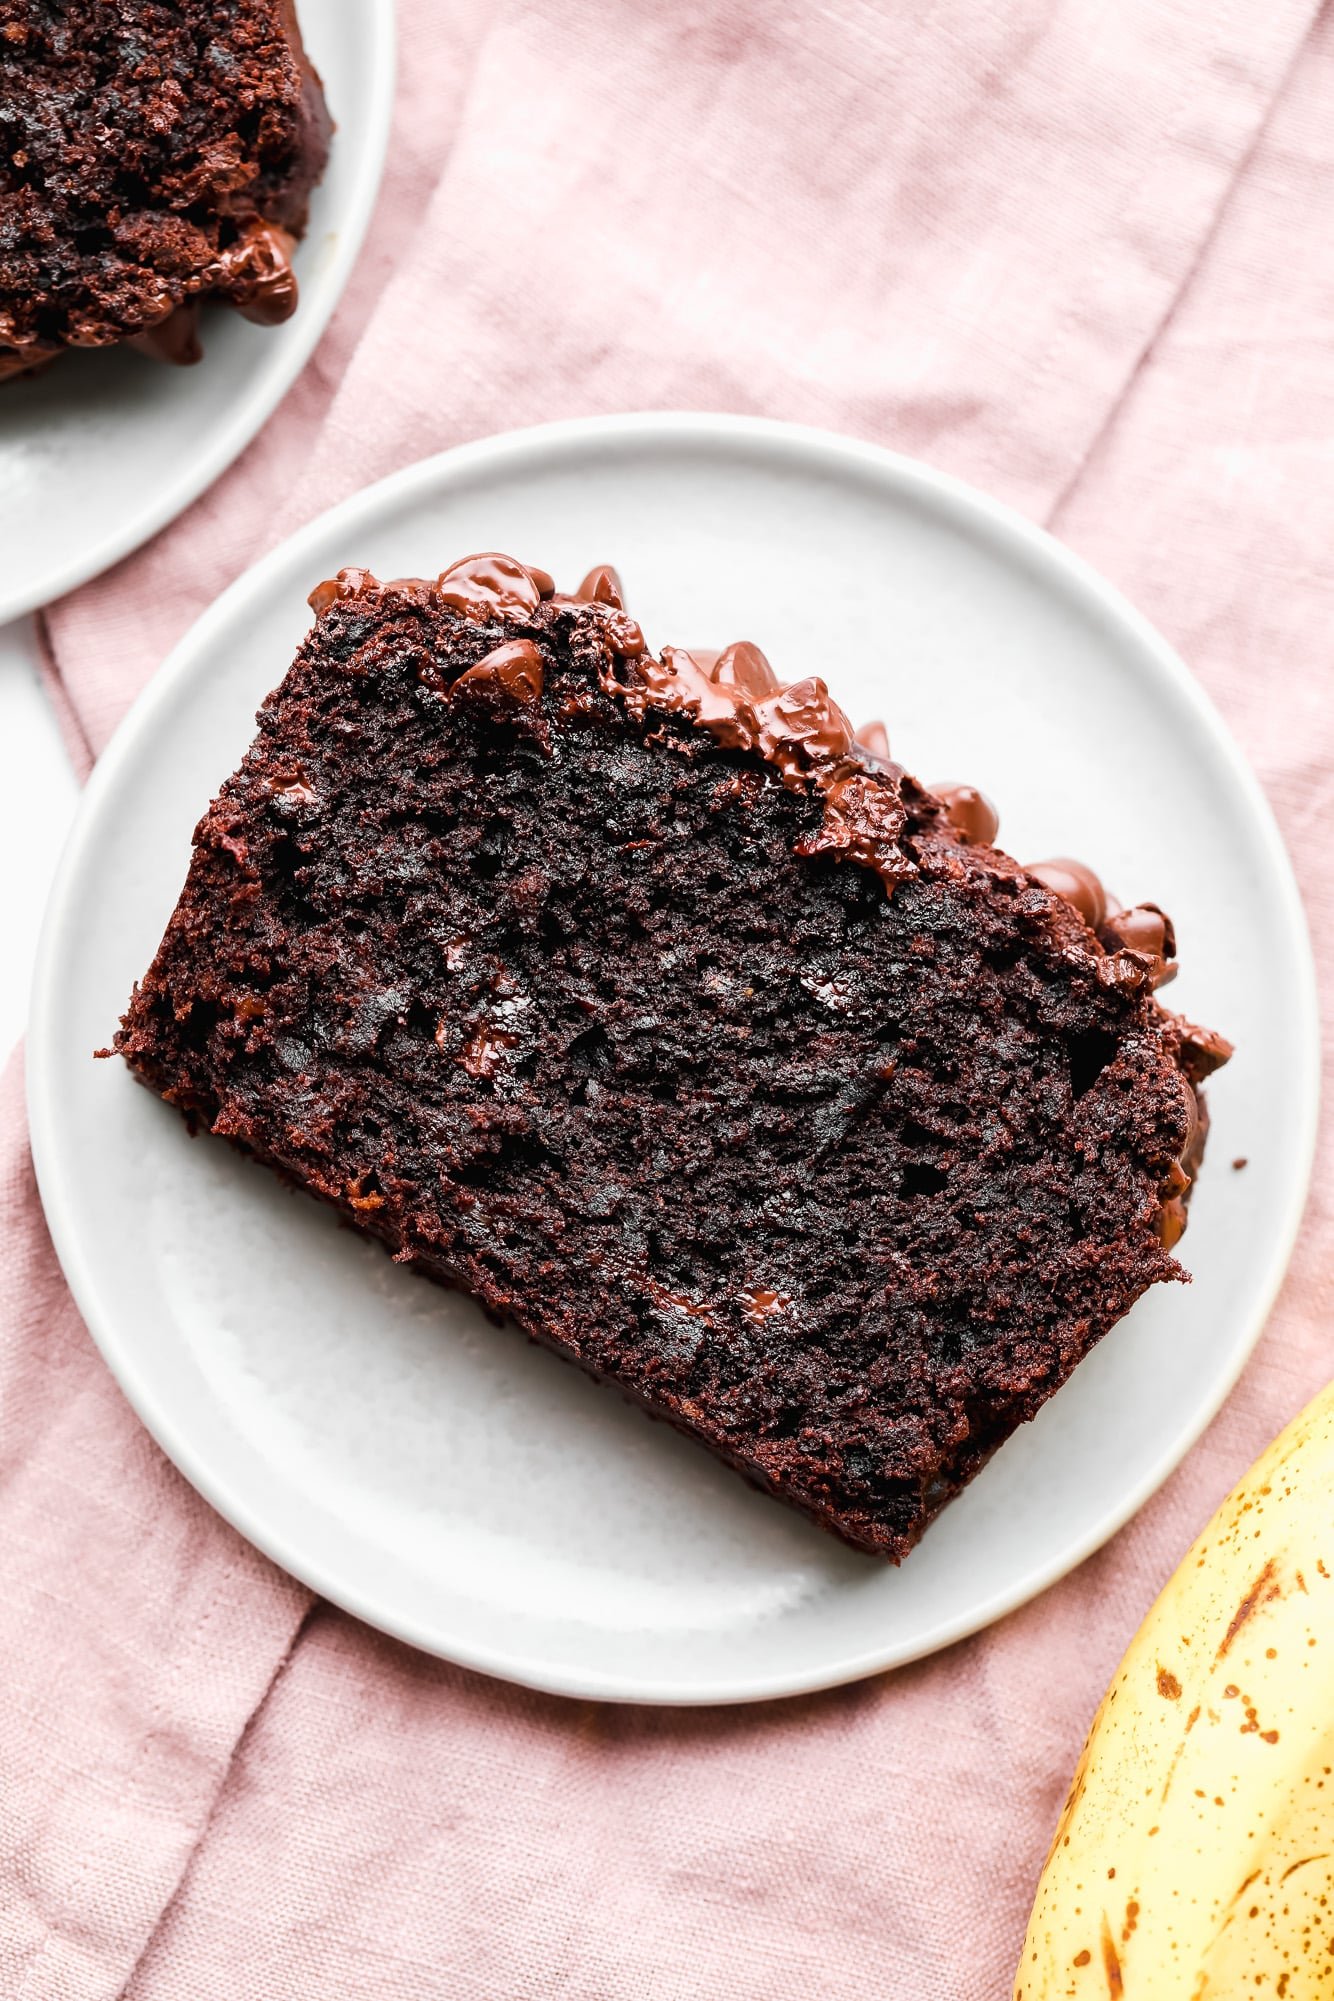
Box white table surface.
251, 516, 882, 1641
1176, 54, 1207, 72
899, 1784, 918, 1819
0, 618, 80, 1068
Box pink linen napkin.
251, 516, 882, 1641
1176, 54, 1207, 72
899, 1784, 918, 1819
7, 2, 1334, 1993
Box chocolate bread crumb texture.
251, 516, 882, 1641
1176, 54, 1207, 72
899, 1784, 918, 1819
115, 556, 1231, 1559
0, 0, 331, 379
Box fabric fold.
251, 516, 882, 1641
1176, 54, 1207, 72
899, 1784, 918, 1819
0, 1057, 312, 2001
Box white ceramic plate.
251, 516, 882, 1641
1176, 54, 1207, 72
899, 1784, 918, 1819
27, 415, 1319, 1704
0, 0, 395, 623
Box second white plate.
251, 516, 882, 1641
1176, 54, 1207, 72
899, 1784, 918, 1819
28, 415, 1318, 1702
0, 0, 395, 622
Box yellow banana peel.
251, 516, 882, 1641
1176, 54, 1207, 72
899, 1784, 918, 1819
1017, 1379, 1334, 1998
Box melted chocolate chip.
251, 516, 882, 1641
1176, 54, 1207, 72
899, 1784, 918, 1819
307, 567, 377, 615
932, 782, 1000, 846
855, 720, 892, 765
1179, 1077, 1205, 1180
740, 1287, 789, 1323
1156, 1195, 1188, 1250
646, 648, 757, 749
128, 300, 202, 365
458, 1029, 519, 1079
437, 552, 551, 620
1025, 857, 1107, 929
1100, 902, 1178, 988
575, 564, 625, 609
631, 651, 856, 775
452, 638, 545, 708
796, 765, 914, 891
1177, 1017, 1234, 1082
1094, 952, 1151, 993
605, 614, 647, 658
752, 678, 856, 778
1150, 1073, 1204, 1247
217, 219, 299, 326
262, 769, 317, 810
1104, 903, 1174, 959
710, 641, 779, 698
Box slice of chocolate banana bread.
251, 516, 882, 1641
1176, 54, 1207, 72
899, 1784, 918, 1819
0, 0, 331, 381
114, 556, 1229, 1559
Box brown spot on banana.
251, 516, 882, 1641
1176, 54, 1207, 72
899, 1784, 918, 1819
1280, 1853, 1329, 1882
1226, 1867, 1262, 1910
1160, 1704, 1202, 1805
1216, 1558, 1282, 1659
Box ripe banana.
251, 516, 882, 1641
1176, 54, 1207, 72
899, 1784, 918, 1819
1017, 1378, 1334, 1998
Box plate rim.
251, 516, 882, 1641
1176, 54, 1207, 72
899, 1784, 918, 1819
26, 412, 1322, 1704
0, 0, 398, 625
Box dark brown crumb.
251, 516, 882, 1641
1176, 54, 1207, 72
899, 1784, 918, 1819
0, 0, 331, 372
1232, 1157, 1248, 1170
114, 567, 1227, 1560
